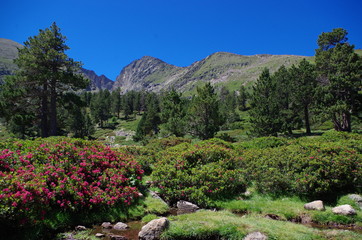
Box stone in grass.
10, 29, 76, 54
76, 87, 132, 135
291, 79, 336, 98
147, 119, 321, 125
348, 194, 362, 209
304, 200, 325, 211
243, 231, 268, 240
177, 200, 199, 214
101, 222, 112, 229
332, 204, 357, 216
113, 222, 129, 230
75, 225, 86, 231
95, 233, 105, 238
139, 217, 169, 240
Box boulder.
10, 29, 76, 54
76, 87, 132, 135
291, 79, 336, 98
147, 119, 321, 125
95, 233, 105, 238
177, 200, 199, 214
332, 204, 357, 216
110, 235, 128, 240
304, 200, 325, 211
113, 222, 129, 230
75, 225, 86, 231
101, 222, 112, 229
138, 217, 169, 240
243, 231, 268, 240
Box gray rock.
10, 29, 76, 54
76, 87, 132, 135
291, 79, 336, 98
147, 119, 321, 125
304, 200, 325, 211
95, 233, 105, 238
138, 217, 169, 240
113, 222, 129, 230
101, 222, 112, 229
75, 225, 86, 231
177, 200, 199, 214
348, 194, 362, 209
243, 231, 268, 240
148, 190, 168, 206
332, 204, 357, 216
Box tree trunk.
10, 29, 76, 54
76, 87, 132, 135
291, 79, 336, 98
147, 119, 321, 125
332, 111, 351, 132
40, 83, 49, 137
49, 78, 57, 136
304, 105, 311, 135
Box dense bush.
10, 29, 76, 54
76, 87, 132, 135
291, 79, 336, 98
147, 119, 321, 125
234, 136, 289, 150
0, 137, 144, 227
238, 134, 362, 198
145, 136, 192, 152
151, 139, 246, 207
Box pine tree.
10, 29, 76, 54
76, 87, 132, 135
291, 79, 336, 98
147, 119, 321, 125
315, 28, 362, 131
289, 59, 317, 134
160, 89, 187, 137
189, 83, 221, 139
238, 85, 249, 111
0, 22, 88, 137
249, 68, 280, 136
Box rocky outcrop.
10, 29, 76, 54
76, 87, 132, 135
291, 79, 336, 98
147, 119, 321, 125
82, 68, 114, 91
304, 200, 325, 211
138, 217, 169, 240
332, 204, 357, 216
243, 231, 268, 240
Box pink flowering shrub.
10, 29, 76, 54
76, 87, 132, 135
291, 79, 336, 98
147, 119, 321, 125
0, 137, 143, 224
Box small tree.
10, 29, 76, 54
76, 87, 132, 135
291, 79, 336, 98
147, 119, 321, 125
315, 28, 362, 131
238, 85, 249, 111
189, 83, 221, 139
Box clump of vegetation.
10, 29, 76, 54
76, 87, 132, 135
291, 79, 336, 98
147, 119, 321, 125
151, 139, 246, 207
238, 133, 362, 199
0, 137, 144, 239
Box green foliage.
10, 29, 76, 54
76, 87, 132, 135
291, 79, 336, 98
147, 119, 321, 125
0, 23, 88, 138
315, 28, 362, 132
145, 136, 192, 152
249, 68, 280, 136
238, 134, 362, 198
234, 136, 289, 150
160, 89, 187, 137
151, 139, 246, 207
189, 83, 222, 140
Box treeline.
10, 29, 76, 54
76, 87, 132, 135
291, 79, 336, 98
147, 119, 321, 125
0, 24, 361, 140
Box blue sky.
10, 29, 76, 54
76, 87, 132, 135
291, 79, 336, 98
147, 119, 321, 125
1, 0, 361, 80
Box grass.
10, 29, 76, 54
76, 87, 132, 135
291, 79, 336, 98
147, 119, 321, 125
162, 210, 362, 240
143, 195, 170, 215
213, 193, 362, 225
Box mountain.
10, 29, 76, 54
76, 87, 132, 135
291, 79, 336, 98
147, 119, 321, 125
81, 68, 114, 91
0, 38, 22, 83
113, 52, 309, 95
0, 38, 113, 90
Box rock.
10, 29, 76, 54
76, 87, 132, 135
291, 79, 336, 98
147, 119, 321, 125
113, 222, 129, 230
138, 192, 144, 197
110, 235, 128, 240
177, 200, 199, 214
243, 231, 268, 240
304, 200, 325, 211
300, 214, 312, 224
75, 225, 86, 231
101, 222, 112, 229
148, 190, 168, 206
95, 233, 105, 238
332, 204, 357, 216
348, 194, 362, 209
264, 214, 280, 220
138, 217, 169, 240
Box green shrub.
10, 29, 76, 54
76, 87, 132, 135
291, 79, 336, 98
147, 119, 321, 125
235, 136, 289, 150
151, 140, 246, 207
239, 138, 362, 198
145, 136, 191, 152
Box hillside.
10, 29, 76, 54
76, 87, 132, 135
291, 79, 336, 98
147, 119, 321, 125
113, 52, 309, 94
81, 68, 114, 91
0, 38, 22, 83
